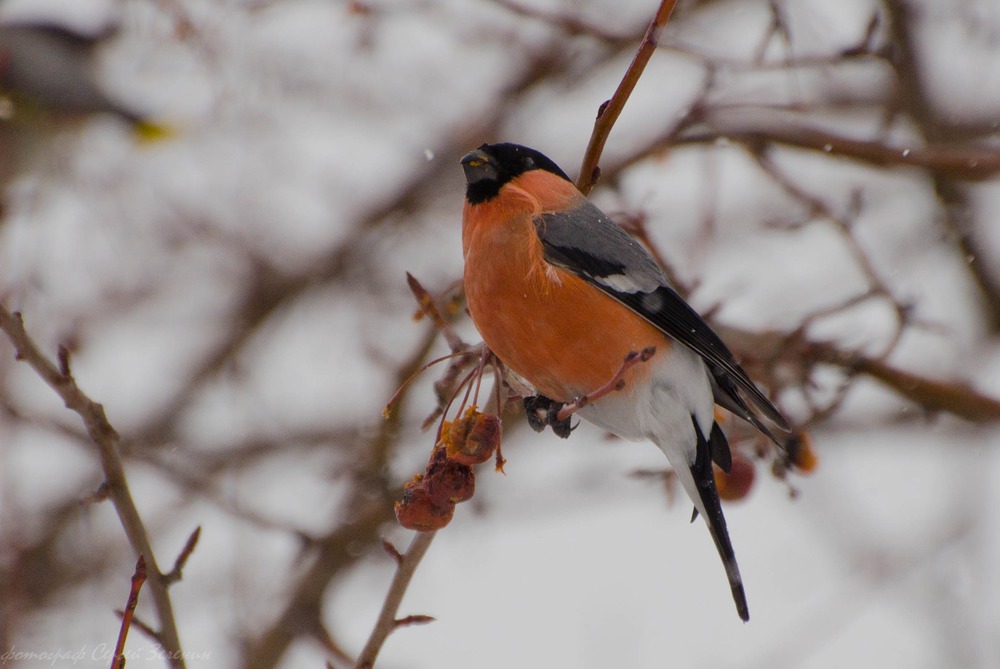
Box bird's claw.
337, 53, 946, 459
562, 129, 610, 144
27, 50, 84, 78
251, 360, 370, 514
522, 395, 575, 439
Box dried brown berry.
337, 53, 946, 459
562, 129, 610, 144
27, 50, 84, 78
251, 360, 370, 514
446, 408, 501, 465
424, 447, 476, 504
395, 485, 455, 532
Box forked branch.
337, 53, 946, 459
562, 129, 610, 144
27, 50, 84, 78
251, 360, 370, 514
354, 532, 437, 669
0, 305, 187, 669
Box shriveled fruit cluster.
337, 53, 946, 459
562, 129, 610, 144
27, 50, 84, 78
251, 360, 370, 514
395, 407, 502, 531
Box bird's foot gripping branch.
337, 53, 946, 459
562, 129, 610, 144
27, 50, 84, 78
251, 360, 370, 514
524, 346, 658, 438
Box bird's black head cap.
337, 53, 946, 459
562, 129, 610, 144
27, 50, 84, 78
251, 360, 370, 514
461, 143, 572, 204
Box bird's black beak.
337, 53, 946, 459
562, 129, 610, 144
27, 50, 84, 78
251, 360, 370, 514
461, 148, 498, 184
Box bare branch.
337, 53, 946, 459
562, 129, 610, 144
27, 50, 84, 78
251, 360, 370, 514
381, 539, 404, 566
114, 611, 161, 645
162, 526, 202, 586
719, 323, 1000, 425
488, 0, 631, 44
578, 0, 678, 194
406, 272, 465, 356
810, 341, 1000, 422
674, 120, 1000, 180
881, 0, 1000, 329
0, 305, 187, 668
110, 556, 147, 669
353, 531, 437, 669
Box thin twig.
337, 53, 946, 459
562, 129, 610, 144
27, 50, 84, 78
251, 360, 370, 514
114, 611, 161, 645
163, 526, 201, 585
577, 0, 678, 194
381, 539, 404, 566
716, 321, 1000, 425
0, 305, 187, 668
488, 0, 630, 44
354, 531, 437, 669
111, 556, 147, 669
406, 273, 464, 352
675, 119, 1000, 181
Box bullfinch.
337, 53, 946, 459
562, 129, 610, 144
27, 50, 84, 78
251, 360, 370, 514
460, 142, 789, 621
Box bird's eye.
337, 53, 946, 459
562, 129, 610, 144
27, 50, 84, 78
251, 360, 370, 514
523, 157, 535, 169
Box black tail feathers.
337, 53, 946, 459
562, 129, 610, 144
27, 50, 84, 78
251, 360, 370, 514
691, 416, 749, 622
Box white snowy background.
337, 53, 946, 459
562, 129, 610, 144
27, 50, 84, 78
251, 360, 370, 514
1, 0, 999, 668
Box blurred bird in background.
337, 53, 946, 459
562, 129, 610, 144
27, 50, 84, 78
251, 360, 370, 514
0, 17, 167, 203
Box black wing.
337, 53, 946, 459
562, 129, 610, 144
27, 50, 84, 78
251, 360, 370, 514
537, 203, 789, 440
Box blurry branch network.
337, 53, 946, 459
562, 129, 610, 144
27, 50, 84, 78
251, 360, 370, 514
504, 0, 1000, 429
349, 0, 1000, 664
4, 1, 1000, 668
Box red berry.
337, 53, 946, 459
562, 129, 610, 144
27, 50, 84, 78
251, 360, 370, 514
714, 452, 755, 501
